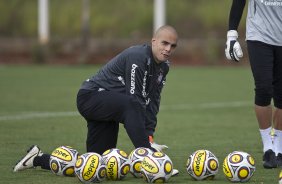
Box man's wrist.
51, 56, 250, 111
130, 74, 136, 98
227, 30, 238, 39
149, 135, 154, 143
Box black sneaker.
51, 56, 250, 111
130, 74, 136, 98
263, 149, 277, 169
277, 153, 282, 168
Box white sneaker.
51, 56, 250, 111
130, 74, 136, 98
172, 169, 179, 177
13, 145, 43, 172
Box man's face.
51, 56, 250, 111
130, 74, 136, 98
151, 30, 178, 64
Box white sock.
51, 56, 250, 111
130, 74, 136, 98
274, 129, 282, 155
259, 127, 274, 152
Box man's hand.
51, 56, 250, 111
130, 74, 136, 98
149, 136, 168, 152
225, 30, 243, 62
150, 142, 168, 152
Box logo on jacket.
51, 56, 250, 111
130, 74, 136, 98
261, 0, 282, 6
130, 64, 138, 94
157, 69, 164, 84
145, 98, 151, 105
118, 76, 125, 85
142, 71, 148, 97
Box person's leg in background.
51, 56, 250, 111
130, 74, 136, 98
273, 45, 282, 167
247, 40, 277, 168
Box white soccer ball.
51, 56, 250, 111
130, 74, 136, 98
102, 148, 130, 180
49, 146, 79, 176
74, 152, 106, 183
128, 147, 154, 178
186, 149, 219, 180
223, 151, 256, 182
140, 152, 173, 183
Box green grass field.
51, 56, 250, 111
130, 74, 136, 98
0, 65, 280, 184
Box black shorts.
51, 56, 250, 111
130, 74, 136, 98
247, 40, 282, 108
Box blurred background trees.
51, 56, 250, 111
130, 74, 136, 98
0, 0, 247, 65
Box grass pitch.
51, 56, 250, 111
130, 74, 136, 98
0, 65, 280, 184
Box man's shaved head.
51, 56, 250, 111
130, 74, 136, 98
153, 25, 178, 40
151, 25, 178, 63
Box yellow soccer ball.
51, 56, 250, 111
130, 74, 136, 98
128, 147, 154, 178
102, 148, 130, 180
140, 152, 173, 183
186, 149, 219, 180
49, 146, 79, 176
74, 152, 106, 183
223, 151, 255, 182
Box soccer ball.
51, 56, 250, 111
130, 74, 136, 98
74, 152, 106, 183
223, 151, 256, 182
186, 149, 219, 180
128, 147, 154, 178
140, 152, 173, 183
279, 170, 282, 184
102, 148, 130, 180
49, 146, 79, 176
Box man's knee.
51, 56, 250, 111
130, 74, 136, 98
255, 87, 272, 106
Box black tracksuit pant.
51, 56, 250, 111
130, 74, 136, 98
77, 88, 151, 154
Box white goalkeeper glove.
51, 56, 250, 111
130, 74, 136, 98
150, 142, 168, 152
225, 30, 243, 62
172, 169, 179, 177
149, 136, 168, 152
